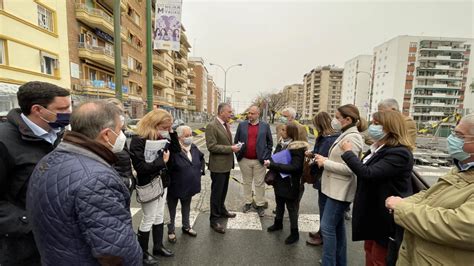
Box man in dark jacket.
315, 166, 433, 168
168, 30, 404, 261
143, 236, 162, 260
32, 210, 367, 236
26, 100, 142, 266
0, 81, 71, 265
234, 106, 273, 216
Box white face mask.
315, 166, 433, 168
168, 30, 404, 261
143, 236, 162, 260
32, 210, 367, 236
182, 136, 193, 146
108, 130, 126, 153
159, 130, 170, 139
331, 118, 342, 131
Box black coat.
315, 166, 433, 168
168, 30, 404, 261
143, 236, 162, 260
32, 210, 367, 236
341, 145, 414, 246
113, 144, 135, 190
129, 134, 172, 187
268, 141, 307, 200
0, 109, 63, 236
167, 142, 205, 199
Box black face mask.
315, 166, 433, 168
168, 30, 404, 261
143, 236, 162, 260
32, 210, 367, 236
40, 107, 71, 129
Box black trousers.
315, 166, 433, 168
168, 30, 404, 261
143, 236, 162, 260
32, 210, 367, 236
167, 195, 192, 232
0, 233, 41, 266
275, 194, 299, 230
210, 171, 230, 224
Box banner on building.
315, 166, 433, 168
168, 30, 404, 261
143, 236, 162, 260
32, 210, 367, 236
153, 0, 182, 52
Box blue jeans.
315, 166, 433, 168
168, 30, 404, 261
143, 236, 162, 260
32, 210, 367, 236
320, 196, 351, 266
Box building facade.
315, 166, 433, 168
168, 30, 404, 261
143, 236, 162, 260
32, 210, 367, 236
302, 65, 343, 121
0, 0, 70, 114
207, 75, 216, 116
189, 57, 208, 120
370, 35, 473, 125
281, 84, 303, 118
341, 55, 372, 119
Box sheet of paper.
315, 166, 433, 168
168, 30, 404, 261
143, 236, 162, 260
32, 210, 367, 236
144, 139, 169, 163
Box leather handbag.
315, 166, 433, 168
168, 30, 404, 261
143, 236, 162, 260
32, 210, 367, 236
264, 170, 277, 186
135, 169, 166, 203
411, 170, 430, 194
302, 157, 316, 184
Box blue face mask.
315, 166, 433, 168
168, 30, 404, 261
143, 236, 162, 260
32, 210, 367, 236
447, 134, 471, 161
279, 116, 288, 124
368, 124, 386, 141
40, 107, 71, 129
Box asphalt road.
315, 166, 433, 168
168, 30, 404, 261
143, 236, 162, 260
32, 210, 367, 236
130, 124, 365, 265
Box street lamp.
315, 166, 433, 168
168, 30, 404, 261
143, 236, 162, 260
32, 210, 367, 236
356, 71, 389, 120
209, 62, 243, 101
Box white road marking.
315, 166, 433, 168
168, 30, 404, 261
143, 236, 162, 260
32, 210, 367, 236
130, 207, 141, 217
226, 212, 263, 230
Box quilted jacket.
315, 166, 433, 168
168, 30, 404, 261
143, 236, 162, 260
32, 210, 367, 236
26, 140, 142, 266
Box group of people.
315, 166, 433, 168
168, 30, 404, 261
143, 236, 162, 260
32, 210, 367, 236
0, 81, 473, 266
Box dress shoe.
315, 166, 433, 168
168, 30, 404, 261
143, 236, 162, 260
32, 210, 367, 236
153, 246, 174, 257
210, 223, 225, 234
222, 212, 236, 218
182, 227, 197, 237
308, 231, 319, 238
306, 236, 323, 246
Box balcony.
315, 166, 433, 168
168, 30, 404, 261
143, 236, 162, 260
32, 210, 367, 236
175, 101, 188, 109
75, 3, 125, 40
175, 87, 187, 97
179, 45, 188, 56
418, 55, 464, 62
416, 74, 463, 81
419, 46, 465, 52
414, 93, 460, 99
153, 54, 167, 70
187, 94, 196, 99
188, 70, 196, 78
79, 79, 129, 97
78, 42, 128, 70
188, 105, 196, 111
174, 72, 187, 83
412, 112, 446, 117
101, 0, 127, 12
153, 74, 168, 88
153, 96, 168, 106
174, 58, 187, 70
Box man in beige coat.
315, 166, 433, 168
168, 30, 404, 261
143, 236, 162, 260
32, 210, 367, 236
386, 114, 474, 265
205, 103, 241, 234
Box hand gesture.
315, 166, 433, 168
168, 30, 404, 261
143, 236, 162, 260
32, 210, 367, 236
315, 154, 327, 168
385, 196, 403, 212
340, 140, 352, 152
163, 150, 170, 163
305, 150, 315, 158
231, 144, 241, 153
263, 160, 271, 167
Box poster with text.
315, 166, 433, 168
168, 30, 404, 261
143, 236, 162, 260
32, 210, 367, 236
153, 0, 182, 51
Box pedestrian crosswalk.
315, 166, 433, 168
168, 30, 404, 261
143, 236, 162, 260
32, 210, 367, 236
130, 208, 320, 232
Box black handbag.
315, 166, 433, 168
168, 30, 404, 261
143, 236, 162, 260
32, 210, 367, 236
411, 170, 430, 194
264, 170, 277, 186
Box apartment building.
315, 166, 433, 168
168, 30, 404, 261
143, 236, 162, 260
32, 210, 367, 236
207, 75, 217, 116
341, 55, 372, 119
302, 65, 343, 121
189, 57, 208, 118
0, 0, 70, 114
281, 84, 303, 118
370, 35, 473, 125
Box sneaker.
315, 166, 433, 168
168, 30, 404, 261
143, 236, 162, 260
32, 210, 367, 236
242, 203, 252, 213
256, 206, 265, 217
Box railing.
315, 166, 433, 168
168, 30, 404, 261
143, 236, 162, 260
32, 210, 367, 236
75, 3, 113, 25
78, 42, 114, 57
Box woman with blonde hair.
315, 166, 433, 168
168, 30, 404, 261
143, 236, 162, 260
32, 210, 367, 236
129, 109, 175, 265
340, 111, 414, 266
315, 104, 367, 266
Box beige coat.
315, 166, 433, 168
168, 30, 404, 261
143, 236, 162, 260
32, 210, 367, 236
394, 167, 474, 265
321, 126, 363, 202
404, 116, 417, 148
205, 118, 235, 173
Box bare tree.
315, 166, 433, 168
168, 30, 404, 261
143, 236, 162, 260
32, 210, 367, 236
252, 91, 286, 123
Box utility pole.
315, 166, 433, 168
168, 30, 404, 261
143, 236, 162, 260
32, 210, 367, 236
113, 0, 122, 100
146, 0, 154, 112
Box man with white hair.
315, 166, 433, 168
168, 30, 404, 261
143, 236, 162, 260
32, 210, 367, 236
166, 125, 205, 242
378, 98, 417, 148
385, 113, 474, 265
277, 107, 308, 142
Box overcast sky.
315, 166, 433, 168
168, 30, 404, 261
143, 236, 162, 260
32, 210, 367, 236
181, 0, 473, 113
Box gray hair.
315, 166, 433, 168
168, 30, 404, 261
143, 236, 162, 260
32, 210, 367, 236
460, 113, 474, 135
70, 100, 121, 139
282, 107, 297, 119
218, 102, 231, 115
378, 98, 400, 112
176, 125, 192, 137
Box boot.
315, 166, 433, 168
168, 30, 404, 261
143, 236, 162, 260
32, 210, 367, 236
152, 224, 174, 257
267, 218, 283, 232
137, 230, 159, 266
285, 228, 299, 244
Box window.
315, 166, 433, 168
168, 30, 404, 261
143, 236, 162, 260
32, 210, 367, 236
40, 52, 58, 75
127, 5, 140, 26
410, 42, 417, 48
0, 40, 5, 65
37, 5, 53, 32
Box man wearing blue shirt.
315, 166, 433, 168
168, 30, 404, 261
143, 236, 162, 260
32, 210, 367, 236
0, 81, 70, 265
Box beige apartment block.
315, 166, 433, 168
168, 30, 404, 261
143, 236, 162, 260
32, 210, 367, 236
281, 84, 303, 118
302, 65, 343, 121
0, 0, 70, 114
189, 57, 208, 120
207, 75, 217, 116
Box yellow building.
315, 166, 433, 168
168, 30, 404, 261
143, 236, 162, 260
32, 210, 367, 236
0, 0, 70, 91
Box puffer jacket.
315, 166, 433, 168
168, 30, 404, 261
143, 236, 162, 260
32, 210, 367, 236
393, 166, 474, 265
26, 137, 142, 266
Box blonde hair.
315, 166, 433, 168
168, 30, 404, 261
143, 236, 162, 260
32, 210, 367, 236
373, 111, 414, 151
136, 109, 173, 140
